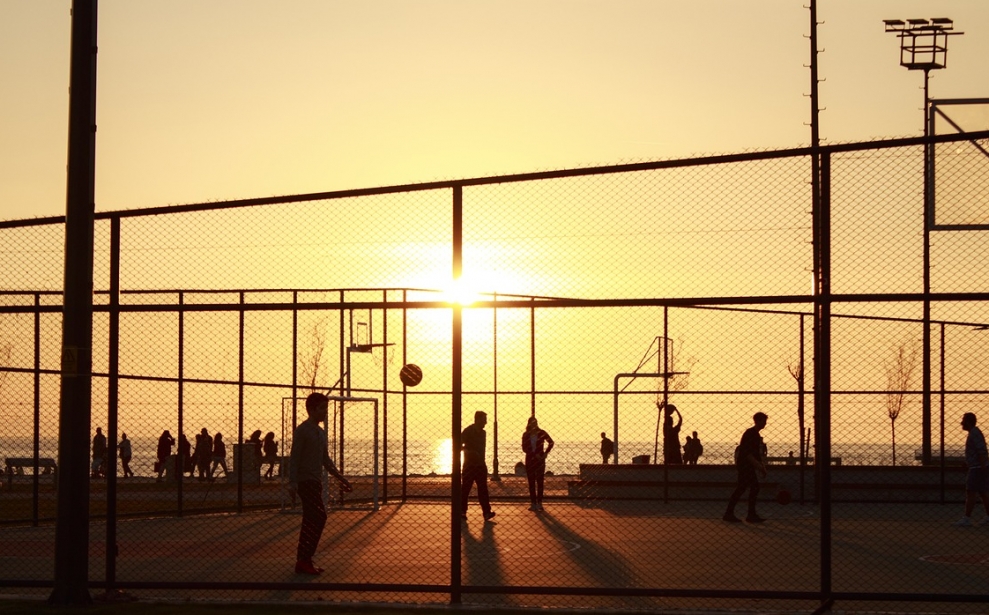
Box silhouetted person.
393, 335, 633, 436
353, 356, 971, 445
262, 431, 278, 479
522, 416, 555, 512
156, 430, 174, 481
684, 430, 703, 465
659, 402, 683, 464
247, 429, 263, 472
600, 432, 614, 464
92, 427, 107, 479
953, 412, 989, 526
194, 428, 211, 481
178, 433, 192, 478
461, 410, 495, 522
289, 392, 352, 575
210, 432, 229, 479
119, 432, 134, 478
724, 412, 769, 524
786, 450, 796, 466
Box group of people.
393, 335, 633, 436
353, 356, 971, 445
90, 426, 280, 481
153, 428, 279, 481
596, 402, 704, 466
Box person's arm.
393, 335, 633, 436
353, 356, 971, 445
673, 410, 682, 430
543, 431, 555, 456
322, 453, 353, 492
288, 427, 302, 495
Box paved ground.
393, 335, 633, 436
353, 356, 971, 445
2, 497, 988, 614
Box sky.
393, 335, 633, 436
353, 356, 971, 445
1, 0, 988, 223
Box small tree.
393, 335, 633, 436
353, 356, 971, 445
299, 317, 329, 393
786, 355, 807, 463
885, 341, 919, 466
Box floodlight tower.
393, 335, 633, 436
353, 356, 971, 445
883, 18, 963, 136
883, 18, 964, 465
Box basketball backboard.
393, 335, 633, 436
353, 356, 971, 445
931, 98, 989, 230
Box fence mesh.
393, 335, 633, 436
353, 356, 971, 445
2, 134, 989, 612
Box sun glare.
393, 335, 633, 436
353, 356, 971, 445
442, 278, 483, 306
435, 437, 453, 475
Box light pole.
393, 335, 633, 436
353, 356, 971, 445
883, 18, 963, 465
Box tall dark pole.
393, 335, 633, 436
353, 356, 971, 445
450, 185, 463, 605
921, 68, 933, 464
50, 0, 98, 606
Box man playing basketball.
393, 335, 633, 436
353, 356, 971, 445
289, 392, 353, 574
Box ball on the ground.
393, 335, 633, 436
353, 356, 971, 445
776, 487, 792, 506
399, 363, 423, 387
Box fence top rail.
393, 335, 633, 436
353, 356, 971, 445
2, 130, 986, 230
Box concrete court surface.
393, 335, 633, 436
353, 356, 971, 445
2, 499, 988, 614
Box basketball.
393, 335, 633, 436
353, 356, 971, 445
399, 363, 423, 387
776, 487, 792, 506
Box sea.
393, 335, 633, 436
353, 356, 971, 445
2, 436, 962, 479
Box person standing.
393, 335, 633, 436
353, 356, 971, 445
118, 433, 134, 478
660, 402, 683, 465
156, 430, 174, 481
522, 416, 555, 512
92, 427, 107, 479
461, 411, 495, 522
178, 433, 193, 478
724, 412, 768, 524
953, 412, 989, 526
262, 431, 279, 479
194, 428, 212, 481
600, 432, 614, 464
289, 393, 352, 575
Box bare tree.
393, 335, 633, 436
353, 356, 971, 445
885, 341, 919, 466
298, 317, 329, 393
786, 355, 808, 463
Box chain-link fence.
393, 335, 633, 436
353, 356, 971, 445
2, 132, 989, 612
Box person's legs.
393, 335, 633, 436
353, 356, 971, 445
475, 466, 492, 517
532, 459, 546, 507
461, 466, 477, 514
525, 462, 537, 508
296, 480, 327, 565
725, 469, 753, 521
746, 475, 762, 521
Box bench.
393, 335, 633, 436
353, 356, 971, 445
5, 457, 58, 487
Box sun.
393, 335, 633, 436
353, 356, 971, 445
441, 277, 483, 306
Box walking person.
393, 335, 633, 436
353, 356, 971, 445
953, 412, 989, 526
600, 432, 614, 464
209, 432, 229, 480
724, 412, 769, 524
461, 410, 495, 522
289, 393, 352, 575
522, 416, 555, 511
119, 432, 134, 478
155, 430, 174, 481
91, 427, 107, 479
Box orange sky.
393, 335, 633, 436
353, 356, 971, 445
1, 1, 987, 221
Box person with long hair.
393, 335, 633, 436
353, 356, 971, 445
522, 416, 555, 512
262, 431, 279, 479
